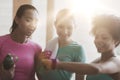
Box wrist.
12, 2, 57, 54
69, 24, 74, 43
51, 59, 57, 70
51, 59, 59, 70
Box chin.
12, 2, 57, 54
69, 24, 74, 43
98, 50, 107, 54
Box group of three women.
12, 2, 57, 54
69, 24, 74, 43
0, 4, 120, 80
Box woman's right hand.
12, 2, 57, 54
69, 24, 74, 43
0, 64, 15, 80
38, 51, 52, 61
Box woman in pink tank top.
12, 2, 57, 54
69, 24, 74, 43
0, 4, 42, 80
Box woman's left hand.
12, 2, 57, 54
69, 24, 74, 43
41, 59, 52, 70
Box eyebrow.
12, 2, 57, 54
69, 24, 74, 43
23, 16, 33, 20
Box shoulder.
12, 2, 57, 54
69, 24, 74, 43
0, 34, 9, 44
71, 41, 84, 51
111, 56, 120, 66
0, 34, 9, 40
71, 41, 86, 62
0, 34, 10, 50
28, 40, 42, 53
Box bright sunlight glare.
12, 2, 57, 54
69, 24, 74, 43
70, 0, 110, 20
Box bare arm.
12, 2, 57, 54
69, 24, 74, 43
56, 62, 99, 75
41, 57, 120, 75
34, 52, 42, 80
56, 58, 120, 74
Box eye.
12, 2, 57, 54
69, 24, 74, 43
67, 26, 73, 30
102, 36, 109, 40
59, 25, 63, 28
26, 19, 31, 22
24, 16, 32, 22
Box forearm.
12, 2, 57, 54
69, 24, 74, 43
0, 65, 14, 80
0, 76, 13, 80
56, 62, 99, 75
0, 71, 13, 80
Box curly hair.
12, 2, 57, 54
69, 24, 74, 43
91, 14, 120, 43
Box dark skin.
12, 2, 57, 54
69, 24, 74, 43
41, 28, 120, 80
11, 9, 38, 43
0, 9, 38, 80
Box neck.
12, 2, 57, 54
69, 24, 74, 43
101, 50, 116, 61
10, 30, 29, 43
58, 38, 72, 47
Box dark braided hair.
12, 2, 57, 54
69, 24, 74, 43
10, 4, 38, 33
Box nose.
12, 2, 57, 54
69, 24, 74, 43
63, 28, 68, 34
94, 37, 103, 45
30, 23, 37, 30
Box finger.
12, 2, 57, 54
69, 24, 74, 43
8, 64, 15, 73
39, 53, 46, 59
43, 59, 52, 70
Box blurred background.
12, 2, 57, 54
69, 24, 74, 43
0, 0, 120, 79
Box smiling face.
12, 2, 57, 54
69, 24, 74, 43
92, 15, 120, 53
15, 9, 38, 37
55, 19, 74, 41
94, 28, 116, 53
55, 9, 75, 41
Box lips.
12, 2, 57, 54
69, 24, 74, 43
28, 31, 33, 34
97, 47, 102, 50
95, 43, 104, 49
26, 30, 34, 36
96, 44, 106, 52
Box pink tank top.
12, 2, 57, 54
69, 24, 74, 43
0, 34, 42, 80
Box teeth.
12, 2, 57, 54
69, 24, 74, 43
25, 36, 29, 38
